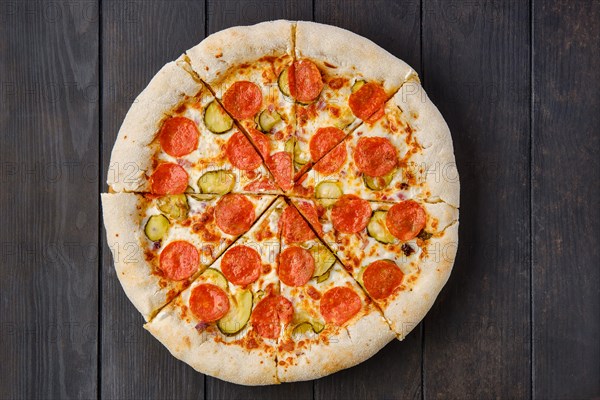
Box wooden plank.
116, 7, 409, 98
100, 1, 206, 398
421, 1, 531, 398
313, 1, 422, 399
0, 0, 99, 398
532, 1, 600, 398
204, 2, 313, 399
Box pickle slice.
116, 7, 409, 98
278, 67, 291, 97
204, 100, 233, 134
200, 268, 228, 291
318, 198, 338, 209
315, 181, 343, 199
294, 141, 310, 165
310, 245, 336, 278
217, 289, 253, 335
351, 80, 366, 93
316, 270, 331, 283
284, 137, 295, 155
291, 320, 325, 339
198, 170, 235, 195
144, 214, 169, 241
258, 109, 282, 133
367, 210, 396, 244
292, 322, 313, 337
156, 194, 189, 221
311, 320, 325, 333
363, 170, 395, 191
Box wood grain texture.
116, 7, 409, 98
0, 0, 99, 398
3, 1, 600, 398
313, 1, 423, 399
532, 1, 600, 399
100, 1, 206, 399
204, 2, 314, 398
421, 1, 531, 398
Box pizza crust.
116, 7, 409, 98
394, 82, 460, 208
384, 221, 459, 339
186, 20, 293, 85
107, 56, 202, 192
278, 309, 395, 382
145, 303, 278, 385
191, 340, 278, 385
295, 21, 418, 93
101, 193, 170, 320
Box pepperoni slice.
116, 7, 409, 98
278, 246, 315, 287
280, 205, 313, 243
320, 287, 362, 325
348, 82, 387, 120
331, 195, 372, 234
214, 194, 255, 236
296, 201, 323, 236
309, 127, 346, 161
313, 142, 346, 175
247, 128, 271, 159
289, 60, 324, 103
189, 284, 230, 322
159, 241, 199, 281
362, 260, 404, 299
364, 107, 385, 124
353, 136, 398, 177
386, 200, 426, 241
251, 295, 293, 339
150, 163, 189, 195
267, 151, 293, 191
222, 81, 262, 119
158, 116, 199, 157
221, 245, 262, 286
226, 131, 262, 171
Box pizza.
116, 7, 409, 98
102, 20, 460, 385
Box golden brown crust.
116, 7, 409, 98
384, 221, 459, 339
295, 21, 417, 93
278, 308, 395, 382
107, 56, 202, 192
186, 20, 293, 85
101, 193, 171, 320
393, 82, 460, 207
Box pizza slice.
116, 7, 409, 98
186, 20, 296, 192
144, 197, 288, 385
290, 196, 458, 339
290, 22, 418, 178
101, 192, 276, 321
292, 82, 460, 207
276, 202, 395, 381
106, 55, 280, 195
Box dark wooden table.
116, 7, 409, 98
1, 1, 598, 399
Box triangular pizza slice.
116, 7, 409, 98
292, 82, 459, 208
186, 20, 297, 192
107, 55, 280, 195
144, 197, 287, 385
290, 22, 417, 179
276, 201, 395, 381
290, 196, 458, 339
101, 192, 276, 321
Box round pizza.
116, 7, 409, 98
102, 20, 460, 385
